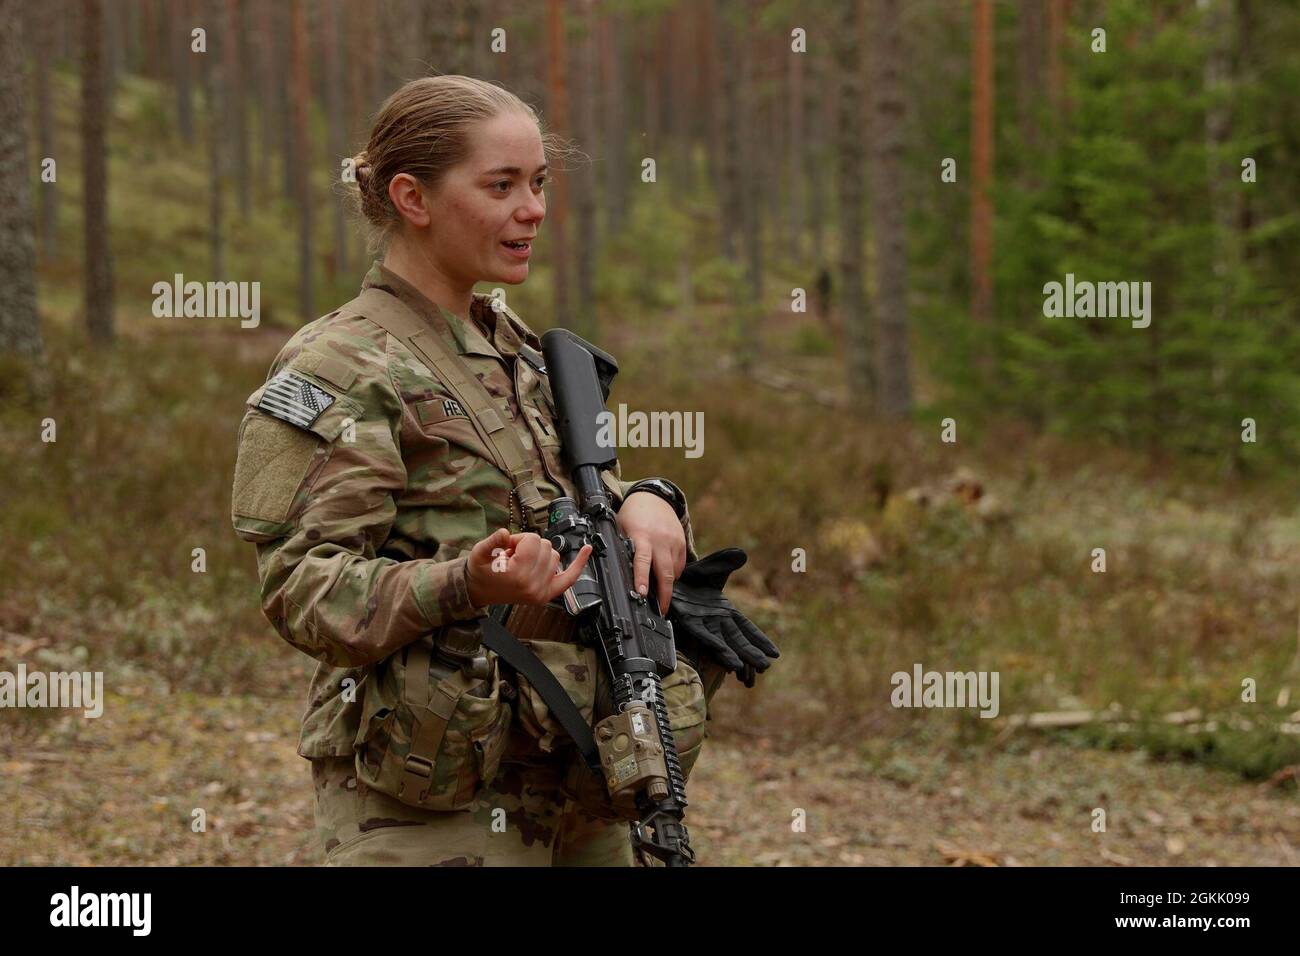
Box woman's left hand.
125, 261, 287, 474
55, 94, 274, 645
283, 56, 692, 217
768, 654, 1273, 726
616, 491, 687, 610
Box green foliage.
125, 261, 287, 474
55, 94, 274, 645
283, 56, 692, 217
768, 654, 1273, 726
790, 319, 835, 356
907, 0, 1300, 470
595, 196, 693, 310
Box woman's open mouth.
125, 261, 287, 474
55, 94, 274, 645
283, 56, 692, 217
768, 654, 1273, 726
501, 239, 532, 260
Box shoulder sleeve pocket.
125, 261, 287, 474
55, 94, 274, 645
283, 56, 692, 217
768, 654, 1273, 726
231, 380, 364, 542
232, 411, 322, 528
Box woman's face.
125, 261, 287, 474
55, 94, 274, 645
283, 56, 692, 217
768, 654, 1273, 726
420, 111, 547, 288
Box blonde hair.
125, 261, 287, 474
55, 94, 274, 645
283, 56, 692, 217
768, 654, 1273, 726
346, 75, 572, 255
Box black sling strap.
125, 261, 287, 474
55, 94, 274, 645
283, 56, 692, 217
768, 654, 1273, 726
480, 614, 602, 776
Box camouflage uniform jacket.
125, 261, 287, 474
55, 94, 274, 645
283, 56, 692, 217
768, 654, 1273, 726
231, 262, 699, 758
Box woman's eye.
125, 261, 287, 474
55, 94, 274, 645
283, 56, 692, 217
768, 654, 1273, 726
533, 176, 548, 189
492, 180, 511, 193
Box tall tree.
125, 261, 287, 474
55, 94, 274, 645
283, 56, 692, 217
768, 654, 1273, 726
252, 0, 272, 201
698, 0, 720, 206
289, 0, 314, 321
545, 0, 571, 326
0, 0, 43, 358
278, 1, 297, 203
737, 5, 763, 371
205, 0, 225, 278
970, 0, 994, 345
424, 0, 474, 75
787, 27, 807, 263
600, 8, 629, 236
715, 0, 741, 262
1202, 0, 1237, 308
1047, 0, 1067, 117
174, 0, 195, 143
835, 0, 871, 403
226, 0, 251, 217
1019, 0, 1045, 151
30, 3, 59, 262
321, 0, 348, 279
573, 0, 598, 340
871, 0, 912, 417
82, 0, 114, 343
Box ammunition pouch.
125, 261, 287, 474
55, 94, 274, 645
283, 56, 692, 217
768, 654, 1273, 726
353, 620, 511, 812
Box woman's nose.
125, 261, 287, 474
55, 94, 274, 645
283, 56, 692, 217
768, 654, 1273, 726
518, 192, 545, 223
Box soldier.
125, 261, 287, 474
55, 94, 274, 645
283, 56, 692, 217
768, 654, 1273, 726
231, 75, 777, 866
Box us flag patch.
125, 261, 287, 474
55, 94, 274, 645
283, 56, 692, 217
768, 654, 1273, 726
257, 370, 336, 429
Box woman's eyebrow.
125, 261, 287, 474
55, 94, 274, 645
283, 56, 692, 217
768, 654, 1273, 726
483, 164, 549, 176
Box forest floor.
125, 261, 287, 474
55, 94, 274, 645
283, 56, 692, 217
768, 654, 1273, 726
2, 685, 1297, 866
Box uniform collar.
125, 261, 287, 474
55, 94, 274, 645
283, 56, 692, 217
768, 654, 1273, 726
361, 261, 538, 360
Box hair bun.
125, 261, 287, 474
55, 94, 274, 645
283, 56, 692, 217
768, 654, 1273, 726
352, 151, 373, 186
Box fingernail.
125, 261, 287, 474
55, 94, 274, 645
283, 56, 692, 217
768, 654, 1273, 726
639, 585, 647, 595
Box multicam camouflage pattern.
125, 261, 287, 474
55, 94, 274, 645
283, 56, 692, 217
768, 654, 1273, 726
354, 641, 513, 812
232, 261, 714, 863
232, 261, 699, 758
313, 753, 636, 866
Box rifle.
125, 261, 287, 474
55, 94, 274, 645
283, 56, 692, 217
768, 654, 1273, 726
539, 328, 695, 867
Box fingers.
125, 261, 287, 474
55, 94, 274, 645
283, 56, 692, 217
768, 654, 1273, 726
653, 558, 676, 613
684, 617, 745, 672
720, 616, 774, 671
472, 526, 512, 562
546, 544, 593, 600
632, 537, 653, 597
736, 614, 780, 658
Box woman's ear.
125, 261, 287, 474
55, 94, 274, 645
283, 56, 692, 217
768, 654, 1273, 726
388, 173, 432, 228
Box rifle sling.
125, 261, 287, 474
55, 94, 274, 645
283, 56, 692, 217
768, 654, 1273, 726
480, 614, 602, 775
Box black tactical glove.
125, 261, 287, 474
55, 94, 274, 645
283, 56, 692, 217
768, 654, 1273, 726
668, 548, 780, 688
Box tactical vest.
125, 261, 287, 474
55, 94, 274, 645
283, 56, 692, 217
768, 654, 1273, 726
334, 286, 616, 812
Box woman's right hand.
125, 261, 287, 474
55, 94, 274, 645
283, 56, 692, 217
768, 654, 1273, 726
465, 527, 593, 608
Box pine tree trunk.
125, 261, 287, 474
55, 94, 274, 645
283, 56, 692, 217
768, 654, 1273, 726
0, 0, 43, 358
788, 36, 806, 264
174, 0, 194, 143
970, 0, 995, 342
738, 8, 762, 371
279, 2, 296, 204
290, 0, 314, 322
600, 9, 628, 236
573, 0, 598, 340
322, 0, 347, 279
206, 0, 224, 279
546, 0, 571, 326
227, 0, 251, 217
836, 0, 871, 404
810, 29, 833, 268
716, 0, 741, 262
82, 0, 114, 343
1019, 0, 1044, 152
255, 0, 275, 203
699, 0, 719, 199
1047, 0, 1066, 117
32, 5, 59, 262
871, 0, 912, 417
